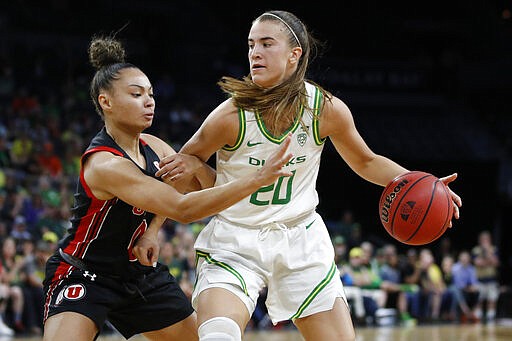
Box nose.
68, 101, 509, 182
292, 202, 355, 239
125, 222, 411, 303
145, 95, 155, 107
249, 45, 262, 60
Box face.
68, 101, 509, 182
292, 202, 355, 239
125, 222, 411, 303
248, 20, 301, 88
99, 68, 155, 131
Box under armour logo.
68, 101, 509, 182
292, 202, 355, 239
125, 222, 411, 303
83, 271, 97, 281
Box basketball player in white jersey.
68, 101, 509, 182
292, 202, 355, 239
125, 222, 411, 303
155, 10, 462, 341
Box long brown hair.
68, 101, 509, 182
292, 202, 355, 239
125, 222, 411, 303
218, 10, 331, 135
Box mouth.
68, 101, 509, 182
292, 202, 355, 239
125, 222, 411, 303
251, 64, 265, 71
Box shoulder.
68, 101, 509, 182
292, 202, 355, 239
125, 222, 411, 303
180, 98, 241, 157
208, 98, 239, 121
85, 150, 131, 175
140, 133, 176, 159
318, 94, 353, 137
200, 98, 240, 136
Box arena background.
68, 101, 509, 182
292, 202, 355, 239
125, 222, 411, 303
1, 0, 511, 284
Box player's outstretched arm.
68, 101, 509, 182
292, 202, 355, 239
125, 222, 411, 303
85, 136, 293, 224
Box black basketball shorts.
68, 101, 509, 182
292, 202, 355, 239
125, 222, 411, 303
44, 262, 194, 339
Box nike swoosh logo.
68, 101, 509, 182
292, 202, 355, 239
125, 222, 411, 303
305, 219, 316, 229
247, 141, 263, 147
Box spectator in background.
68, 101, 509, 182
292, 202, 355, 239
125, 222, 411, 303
343, 247, 384, 324
36, 142, 63, 178
61, 143, 81, 179
378, 244, 417, 325
0, 262, 15, 336
472, 230, 500, 322
0, 134, 12, 169
18, 238, 45, 336
9, 130, 33, 169
0, 237, 25, 333
333, 235, 349, 268
21, 190, 45, 239
361, 241, 380, 275
11, 87, 40, 114
10, 215, 32, 248
417, 248, 447, 322
159, 241, 184, 283
1, 187, 23, 225
446, 251, 480, 322
0, 221, 9, 245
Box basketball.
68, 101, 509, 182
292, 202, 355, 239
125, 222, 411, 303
379, 171, 453, 245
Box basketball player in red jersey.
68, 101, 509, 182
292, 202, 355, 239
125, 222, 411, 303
42, 35, 293, 341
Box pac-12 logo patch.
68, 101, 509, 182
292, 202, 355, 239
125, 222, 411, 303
297, 133, 307, 146
60, 284, 86, 301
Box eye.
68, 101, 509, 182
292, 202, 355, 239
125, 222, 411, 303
132, 93, 142, 97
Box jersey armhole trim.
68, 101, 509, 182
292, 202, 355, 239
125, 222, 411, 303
80, 147, 123, 199
222, 108, 246, 151
312, 86, 326, 146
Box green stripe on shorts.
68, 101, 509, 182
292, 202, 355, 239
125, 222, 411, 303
290, 261, 337, 320
196, 250, 249, 296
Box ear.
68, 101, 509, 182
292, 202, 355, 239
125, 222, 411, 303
98, 93, 112, 111
289, 47, 303, 64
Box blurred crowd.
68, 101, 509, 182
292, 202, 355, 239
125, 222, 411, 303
0, 42, 509, 339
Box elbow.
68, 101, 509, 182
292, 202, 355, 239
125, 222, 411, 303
173, 198, 203, 224
173, 215, 196, 224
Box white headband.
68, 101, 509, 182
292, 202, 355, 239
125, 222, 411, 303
263, 13, 302, 49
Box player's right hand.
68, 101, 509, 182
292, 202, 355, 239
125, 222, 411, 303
254, 134, 293, 186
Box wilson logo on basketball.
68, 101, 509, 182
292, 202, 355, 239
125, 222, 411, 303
400, 201, 416, 221
62, 284, 86, 300
380, 179, 409, 223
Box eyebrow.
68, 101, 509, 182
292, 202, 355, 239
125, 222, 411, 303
128, 84, 153, 90
248, 36, 276, 43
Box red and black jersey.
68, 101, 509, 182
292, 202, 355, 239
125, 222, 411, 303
55, 127, 162, 279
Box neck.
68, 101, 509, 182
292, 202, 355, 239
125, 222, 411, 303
105, 125, 146, 169
105, 125, 141, 154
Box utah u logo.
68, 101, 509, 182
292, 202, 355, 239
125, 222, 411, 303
61, 284, 86, 300
132, 207, 145, 215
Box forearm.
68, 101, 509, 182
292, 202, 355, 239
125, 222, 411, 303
355, 155, 409, 187
192, 160, 216, 189
146, 215, 166, 235
172, 174, 263, 223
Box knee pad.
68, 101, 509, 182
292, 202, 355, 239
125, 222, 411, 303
198, 317, 241, 341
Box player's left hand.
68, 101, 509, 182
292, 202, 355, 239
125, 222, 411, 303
133, 234, 159, 267
439, 173, 461, 227
156, 153, 202, 183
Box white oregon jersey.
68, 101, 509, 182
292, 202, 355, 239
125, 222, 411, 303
216, 82, 325, 226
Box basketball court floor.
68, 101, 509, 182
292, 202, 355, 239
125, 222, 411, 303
7, 320, 512, 340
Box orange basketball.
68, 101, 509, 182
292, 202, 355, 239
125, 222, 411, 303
379, 171, 453, 245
